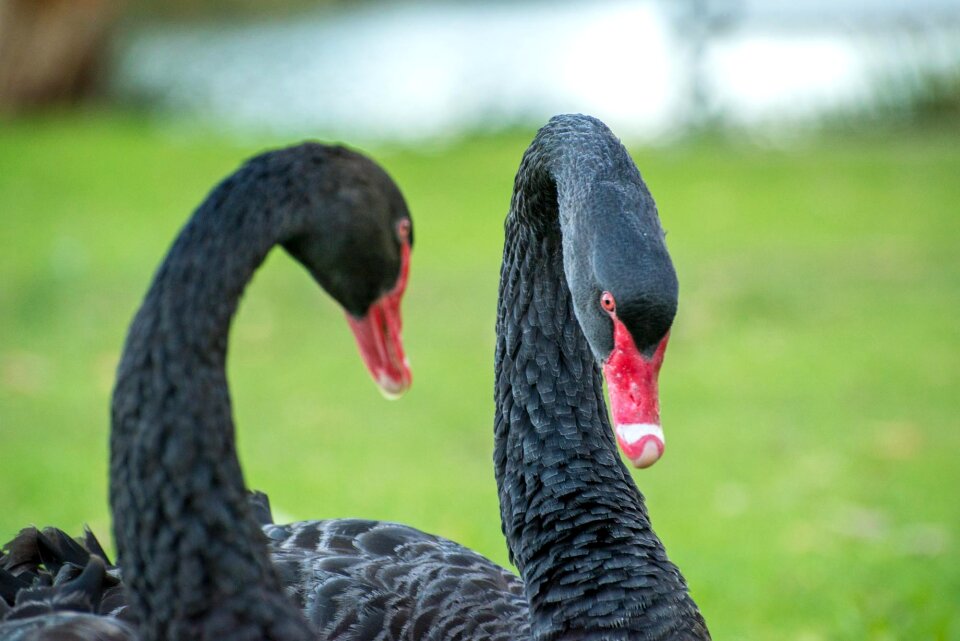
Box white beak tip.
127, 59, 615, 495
614, 423, 665, 468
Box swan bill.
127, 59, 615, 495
346, 301, 411, 398
346, 239, 412, 398
603, 320, 669, 468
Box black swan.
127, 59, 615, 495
264, 114, 710, 640
2, 114, 710, 641
256, 115, 710, 641
0, 142, 414, 640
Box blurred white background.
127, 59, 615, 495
113, 0, 960, 142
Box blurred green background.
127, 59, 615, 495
2, 1, 960, 639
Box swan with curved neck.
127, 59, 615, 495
259, 114, 708, 641
493, 113, 707, 639
1, 143, 414, 640
108, 142, 413, 640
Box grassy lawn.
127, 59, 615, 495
1, 112, 958, 640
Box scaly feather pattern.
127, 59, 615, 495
110, 142, 411, 641
253, 115, 710, 641
491, 115, 709, 641
1, 117, 709, 641
1, 142, 412, 641
0, 533, 135, 641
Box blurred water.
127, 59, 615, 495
113, 0, 960, 142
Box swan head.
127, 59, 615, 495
281, 144, 413, 398
561, 170, 677, 469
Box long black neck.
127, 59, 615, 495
493, 117, 708, 641
109, 169, 314, 641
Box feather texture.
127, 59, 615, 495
2, 116, 710, 641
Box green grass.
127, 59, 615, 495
1, 111, 958, 640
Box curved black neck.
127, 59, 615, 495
494, 117, 708, 641
109, 172, 314, 641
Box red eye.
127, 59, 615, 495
396, 219, 411, 241
600, 291, 616, 313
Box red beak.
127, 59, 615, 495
603, 320, 669, 469
345, 239, 412, 398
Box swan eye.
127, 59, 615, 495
396, 219, 411, 242
600, 291, 616, 314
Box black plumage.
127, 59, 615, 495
0, 529, 135, 640
109, 142, 410, 641
256, 115, 709, 641
2, 115, 710, 641
492, 115, 707, 640
1, 142, 412, 641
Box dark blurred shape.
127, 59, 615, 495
129, 0, 339, 20
0, 0, 122, 113
869, 36, 960, 128
670, 0, 741, 131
